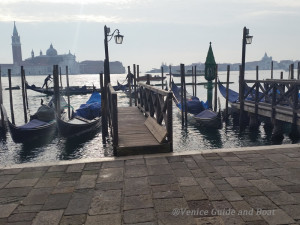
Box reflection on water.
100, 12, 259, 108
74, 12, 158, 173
0, 71, 299, 166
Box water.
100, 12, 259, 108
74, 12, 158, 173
0, 70, 298, 167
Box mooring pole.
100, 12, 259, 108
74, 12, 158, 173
192, 66, 195, 96
59, 67, 63, 88
169, 65, 172, 89
0, 66, 4, 128
65, 66, 71, 119
53, 65, 61, 118
254, 66, 259, 125
225, 65, 230, 121
21, 66, 28, 123
7, 69, 15, 125
291, 64, 294, 79
22, 69, 29, 110
100, 72, 106, 144
133, 64, 137, 106
146, 74, 150, 85
271, 61, 273, 79
180, 64, 184, 126
194, 65, 197, 97
161, 66, 164, 90
214, 65, 218, 112
128, 66, 132, 107
298, 62, 300, 80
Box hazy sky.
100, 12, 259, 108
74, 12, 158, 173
0, 0, 299, 71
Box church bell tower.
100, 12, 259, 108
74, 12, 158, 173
11, 21, 22, 65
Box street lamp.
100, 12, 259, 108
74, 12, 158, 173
239, 26, 253, 127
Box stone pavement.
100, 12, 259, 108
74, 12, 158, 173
0, 144, 300, 225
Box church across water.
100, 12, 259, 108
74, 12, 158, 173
0, 22, 125, 76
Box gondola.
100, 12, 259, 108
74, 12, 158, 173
5, 85, 20, 90
0, 97, 64, 143
56, 91, 102, 138
26, 82, 100, 95
171, 80, 221, 128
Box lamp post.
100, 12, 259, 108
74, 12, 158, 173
239, 26, 253, 128
102, 25, 124, 140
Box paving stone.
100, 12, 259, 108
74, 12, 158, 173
123, 208, 155, 224
221, 190, 243, 201
34, 177, 60, 188
59, 214, 87, 225
187, 200, 214, 217
170, 162, 188, 170
64, 189, 94, 215
125, 158, 145, 166
97, 167, 124, 183
258, 168, 290, 177
42, 171, 65, 179
60, 172, 82, 182
76, 174, 97, 189
102, 160, 124, 168
214, 166, 240, 177
177, 177, 198, 186
47, 165, 67, 172
0, 175, 15, 188
196, 177, 215, 188
124, 222, 157, 225
216, 183, 233, 191
190, 169, 206, 178
211, 200, 232, 210
166, 156, 184, 163
31, 210, 64, 225
86, 213, 121, 225
231, 165, 256, 173
14, 171, 45, 180
180, 186, 207, 201
5, 178, 39, 188
208, 159, 228, 166
280, 204, 300, 220
0, 204, 18, 218
13, 205, 43, 213
222, 157, 242, 162
95, 181, 123, 191
192, 154, 207, 164
157, 211, 196, 225
195, 216, 224, 225
148, 175, 177, 186
231, 201, 262, 222
147, 164, 173, 175
290, 193, 300, 203
0, 168, 22, 175
183, 158, 199, 170
153, 190, 183, 199
89, 190, 122, 215
153, 198, 188, 212
244, 221, 269, 225
267, 176, 293, 186
197, 163, 216, 173
280, 185, 300, 193
248, 179, 281, 192
206, 171, 223, 180
66, 163, 85, 173
42, 193, 72, 210
82, 169, 99, 175
125, 177, 150, 196
22, 187, 53, 205
83, 162, 102, 171
203, 187, 225, 201
52, 186, 75, 194
237, 172, 264, 180
173, 168, 193, 177
124, 195, 153, 210
22, 166, 49, 172
247, 160, 279, 170
235, 187, 263, 197
264, 191, 297, 205
151, 183, 180, 193
225, 177, 252, 188
0, 187, 31, 198
125, 165, 148, 177
264, 153, 294, 163
260, 208, 295, 225
7, 212, 36, 222
145, 157, 168, 165
219, 214, 245, 225
244, 196, 278, 210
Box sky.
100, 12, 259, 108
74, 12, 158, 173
0, 0, 299, 72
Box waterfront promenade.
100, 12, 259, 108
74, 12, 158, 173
0, 144, 299, 225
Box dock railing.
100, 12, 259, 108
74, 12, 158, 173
107, 83, 118, 148
137, 82, 173, 150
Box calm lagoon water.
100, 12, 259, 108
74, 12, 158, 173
0, 70, 298, 167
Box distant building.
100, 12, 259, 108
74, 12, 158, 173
0, 22, 125, 76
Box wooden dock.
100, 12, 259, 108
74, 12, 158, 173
107, 82, 173, 156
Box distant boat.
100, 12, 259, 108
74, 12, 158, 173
171, 69, 204, 77
5, 85, 20, 90
26, 82, 100, 95
171, 80, 221, 128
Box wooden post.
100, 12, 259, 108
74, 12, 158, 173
167, 91, 173, 151
21, 66, 28, 123
59, 67, 63, 88
100, 73, 106, 144
271, 61, 273, 79
255, 66, 259, 121
65, 66, 71, 119
102, 59, 109, 138
214, 65, 218, 112
53, 65, 61, 118
7, 69, 15, 125
137, 65, 140, 80
161, 66, 164, 90
146, 74, 150, 85
225, 65, 230, 121
181, 64, 187, 126
192, 66, 194, 96
271, 83, 277, 126
298, 62, 300, 80
0, 66, 4, 128
280, 71, 283, 80
194, 65, 197, 97
133, 64, 137, 106
239, 65, 245, 128
291, 83, 299, 137
180, 64, 185, 126
128, 66, 132, 107
169, 65, 172, 89
291, 64, 294, 79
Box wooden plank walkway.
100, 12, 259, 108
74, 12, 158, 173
116, 107, 170, 156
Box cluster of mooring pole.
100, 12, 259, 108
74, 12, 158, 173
180, 64, 188, 127
0, 66, 4, 129
53, 65, 61, 118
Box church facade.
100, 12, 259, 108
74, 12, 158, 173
0, 22, 125, 76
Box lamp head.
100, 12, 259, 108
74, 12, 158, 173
114, 30, 124, 44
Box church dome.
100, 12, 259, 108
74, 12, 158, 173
46, 44, 58, 56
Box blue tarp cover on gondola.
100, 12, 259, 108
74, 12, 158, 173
19, 119, 49, 130
74, 92, 101, 120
